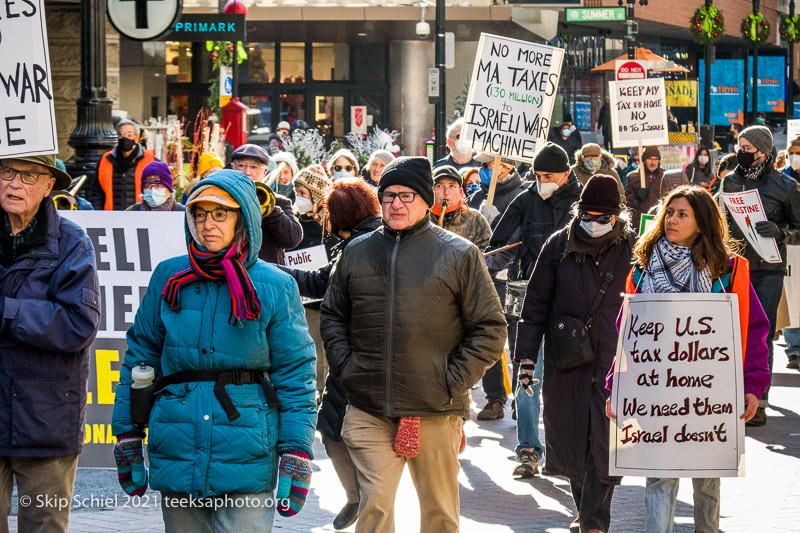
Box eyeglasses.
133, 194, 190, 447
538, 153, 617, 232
193, 207, 234, 223
333, 165, 355, 173
0, 165, 51, 185
578, 211, 614, 224
632, 158, 640, 163
118, 132, 137, 139
379, 191, 420, 204
232, 161, 266, 173
736, 144, 758, 153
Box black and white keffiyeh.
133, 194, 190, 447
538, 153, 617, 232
642, 237, 712, 294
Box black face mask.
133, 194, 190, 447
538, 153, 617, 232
118, 136, 136, 152
736, 149, 757, 168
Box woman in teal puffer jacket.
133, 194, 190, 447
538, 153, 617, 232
111, 169, 317, 532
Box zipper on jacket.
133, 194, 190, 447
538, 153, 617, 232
385, 234, 401, 417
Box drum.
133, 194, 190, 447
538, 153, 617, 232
504, 280, 528, 318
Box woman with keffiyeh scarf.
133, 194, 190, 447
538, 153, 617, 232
606, 185, 771, 533
111, 170, 317, 531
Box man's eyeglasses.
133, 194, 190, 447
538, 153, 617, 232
194, 207, 234, 223
333, 165, 355, 173
232, 161, 266, 173
118, 132, 137, 139
0, 165, 50, 185
379, 191, 420, 204
578, 211, 614, 224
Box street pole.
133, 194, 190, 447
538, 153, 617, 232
703, 0, 713, 126
625, 0, 637, 60
434, 0, 446, 161
232, 2, 239, 98
752, 0, 760, 123
67, 0, 117, 177
788, 0, 796, 124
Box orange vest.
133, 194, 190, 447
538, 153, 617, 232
97, 149, 156, 210
625, 255, 751, 362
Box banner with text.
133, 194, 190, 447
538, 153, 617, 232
0, 0, 58, 157
610, 293, 745, 478
62, 212, 186, 467
609, 78, 669, 149
459, 33, 564, 162
720, 190, 782, 263
664, 80, 698, 108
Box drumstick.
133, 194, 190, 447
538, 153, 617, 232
483, 241, 522, 257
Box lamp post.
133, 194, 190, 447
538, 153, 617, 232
703, 0, 714, 126
67, 0, 117, 176
752, 0, 760, 123
625, 0, 637, 60
788, 0, 796, 123
434, 0, 446, 161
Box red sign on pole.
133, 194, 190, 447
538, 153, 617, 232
350, 105, 367, 135
616, 60, 647, 81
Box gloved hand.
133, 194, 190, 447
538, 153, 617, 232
113, 433, 148, 496
517, 359, 540, 397
755, 220, 782, 239
276, 450, 312, 517
634, 188, 649, 201
479, 201, 501, 225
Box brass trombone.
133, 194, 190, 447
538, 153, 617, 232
254, 181, 276, 217
51, 175, 88, 210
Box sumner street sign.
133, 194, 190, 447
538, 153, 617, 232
565, 7, 626, 22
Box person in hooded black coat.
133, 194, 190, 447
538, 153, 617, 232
515, 175, 636, 533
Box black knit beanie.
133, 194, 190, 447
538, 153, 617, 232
533, 142, 570, 173
642, 145, 661, 161
378, 156, 435, 206
578, 174, 622, 215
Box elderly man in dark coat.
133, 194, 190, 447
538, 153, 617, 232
0, 154, 101, 532
515, 175, 636, 533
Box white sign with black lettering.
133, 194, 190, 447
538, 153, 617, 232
609, 78, 669, 149
285, 245, 328, 271
0, 0, 58, 157
610, 293, 745, 478
459, 33, 564, 162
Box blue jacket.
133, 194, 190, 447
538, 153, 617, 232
111, 170, 317, 497
0, 200, 101, 457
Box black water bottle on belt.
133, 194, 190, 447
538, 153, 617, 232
130, 365, 156, 427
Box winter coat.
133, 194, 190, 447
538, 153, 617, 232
127, 200, 186, 212
429, 206, 492, 250
85, 145, 155, 210
258, 194, 304, 265
720, 164, 800, 273
291, 213, 325, 252
571, 151, 624, 199
319, 216, 507, 419
625, 166, 689, 228
111, 171, 317, 497
487, 173, 582, 281
0, 200, 101, 457
515, 222, 636, 485
280, 215, 381, 300
466, 169, 526, 219
433, 154, 480, 171
685, 163, 713, 187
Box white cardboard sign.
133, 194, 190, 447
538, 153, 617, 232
610, 293, 745, 478
0, 0, 58, 157
720, 190, 782, 263
609, 78, 669, 149
285, 245, 328, 271
459, 33, 564, 162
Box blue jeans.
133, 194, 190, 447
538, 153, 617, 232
514, 345, 544, 456
161, 492, 276, 533
784, 327, 800, 357
750, 271, 785, 402
644, 477, 720, 533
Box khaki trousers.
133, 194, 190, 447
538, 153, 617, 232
0, 455, 79, 533
342, 405, 462, 533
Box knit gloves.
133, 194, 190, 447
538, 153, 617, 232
276, 450, 312, 517
393, 416, 421, 458
518, 359, 540, 397
113, 433, 148, 496
634, 188, 649, 201
755, 221, 782, 239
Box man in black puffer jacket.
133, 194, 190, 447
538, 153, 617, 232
720, 125, 800, 426
321, 157, 506, 533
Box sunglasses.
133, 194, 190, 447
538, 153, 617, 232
578, 211, 614, 224
333, 165, 355, 172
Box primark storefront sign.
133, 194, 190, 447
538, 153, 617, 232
170, 14, 246, 41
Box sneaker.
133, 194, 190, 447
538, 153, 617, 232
477, 399, 505, 420
787, 355, 800, 370
512, 448, 540, 477
746, 406, 767, 427
511, 398, 517, 421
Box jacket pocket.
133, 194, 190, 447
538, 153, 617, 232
11, 378, 73, 448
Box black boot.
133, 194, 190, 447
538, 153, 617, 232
333, 502, 360, 530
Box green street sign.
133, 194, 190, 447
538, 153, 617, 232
565, 7, 626, 22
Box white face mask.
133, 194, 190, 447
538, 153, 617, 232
294, 196, 314, 214
790, 154, 800, 171
697, 155, 709, 165
537, 181, 559, 200
580, 219, 614, 238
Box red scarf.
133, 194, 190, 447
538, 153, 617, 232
430, 199, 469, 217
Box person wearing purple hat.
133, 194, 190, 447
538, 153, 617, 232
126, 162, 185, 212
515, 175, 636, 533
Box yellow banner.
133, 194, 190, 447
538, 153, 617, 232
665, 81, 698, 107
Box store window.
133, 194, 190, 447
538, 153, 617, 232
281, 92, 306, 124
166, 42, 193, 83
168, 94, 189, 120
352, 43, 386, 83
281, 43, 306, 83
244, 43, 276, 83
240, 95, 272, 133
315, 95, 344, 141
312, 43, 349, 81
